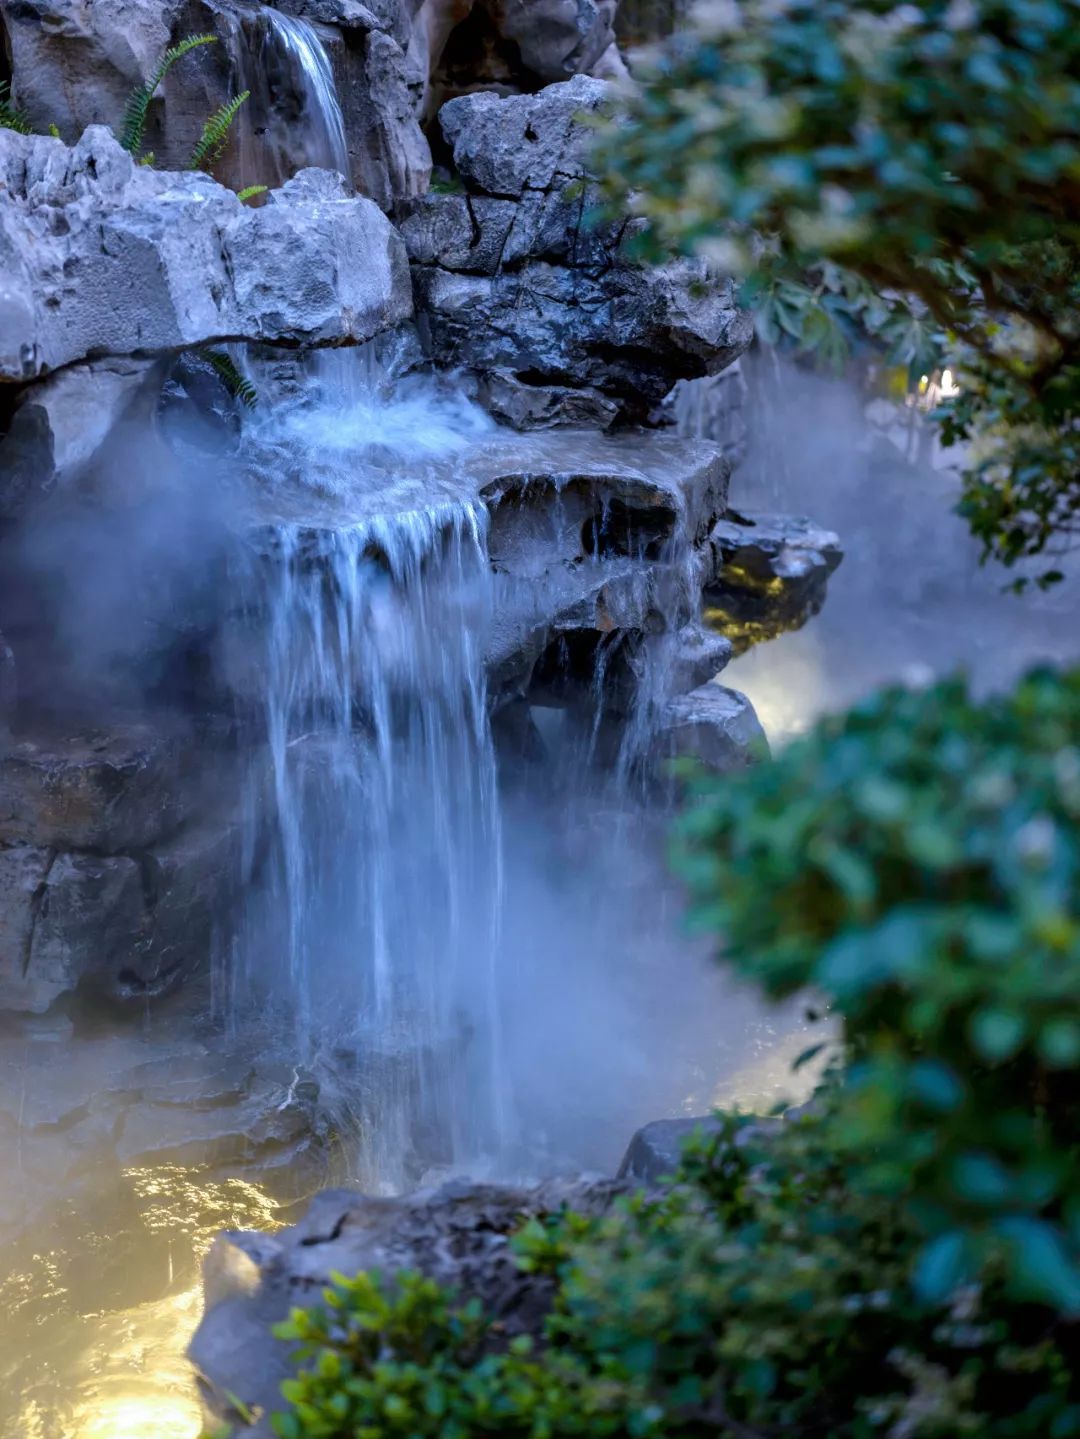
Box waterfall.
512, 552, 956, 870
259, 10, 349, 177
218, 343, 506, 1185
225, 7, 350, 187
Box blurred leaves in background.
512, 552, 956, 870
594, 0, 1080, 582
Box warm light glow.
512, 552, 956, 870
940, 367, 960, 398
72, 1393, 202, 1439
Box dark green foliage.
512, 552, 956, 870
593, 0, 1080, 578
200, 349, 257, 408
272, 669, 1080, 1439
189, 92, 250, 173
674, 668, 1080, 1315
119, 33, 216, 159
0, 81, 31, 135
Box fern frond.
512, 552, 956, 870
189, 90, 249, 173
139, 152, 156, 167
0, 82, 32, 136
48, 123, 61, 139
200, 349, 258, 408
120, 33, 216, 157
236, 184, 268, 204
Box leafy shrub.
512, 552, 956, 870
269, 669, 1080, 1439
593, 0, 1080, 579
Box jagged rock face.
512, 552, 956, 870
0, 725, 241, 1013
405, 76, 754, 429
703, 512, 844, 654
190, 1177, 629, 1434
0, 127, 411, 383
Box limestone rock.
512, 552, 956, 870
654, 683, 767, 771
0, 127, 412, 383
190, 1177, 628, 1434
408, 78, 754, 428
0, 358, 164, 519
0, 723, 205, 853
703, 511, 843, 654
488, 0, 619, 82
0, 630, 15, 735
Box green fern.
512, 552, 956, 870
236, 183, 268, 204
200, 349, 258, 408
0, 81, 31, 135
120, 33, 216, 157
48, 123, 61, 139
189, 91, 249, 173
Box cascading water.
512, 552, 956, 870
225, 6, 350, 187
220, 342, 509, 1186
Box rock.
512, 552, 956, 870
0, 127, 412, 383
654, 683, 767, 772
703, 511, 843, 654
617, 1115, 725, 1182
189, 1176, 628, 1434
20, 849, 149, 1013
438, 73, 606, 197
0, 358, 164, 519
667, 362, 750, 468
0, 843, 52, 1012
0, 630, 15, 735
0, 722, 206, 853
668, 624, 734, 695
0, 0, 182, 143
617, 1112, 787, 1183
408, 78, 754, 428
488, 0, 619, 82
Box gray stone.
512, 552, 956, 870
409, 79, 754, 427
488, 0, 618, 81
0, 0, 183, 144
703, 511, 844, 655
439, 73, 606, 197
617, 1112, 785, 1184
0, 358, 164, 519
0, 127, 412, 383
617, 1115, 725, 1182
0, 630, 15, 735
0, 843, 52, 1012
26, 849, 149, 1009
190, 1177, 628, 1434
0, 723, 204, 853
654, 683, 767, 771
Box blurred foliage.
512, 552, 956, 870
270, 668, 1080, 1438
593, 0, 1080, 580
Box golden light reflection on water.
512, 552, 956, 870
2, 1164, 283, 1439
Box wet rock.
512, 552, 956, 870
488, 0, 619, 82
704, 511, 843, 654
0, 358, 164, 519
0, 0, 181, 144
0, 843, 53, 1012
654, 683, 767, 772
0, 723, 205, 853
617, 1112, 787, 1184
0, 630, 15, 736
20, 849, 149, 1014
0, 127, 411, 383
190, 1176, 628, 1434
408, 77, 753, 428
617, 1115, 726, 1182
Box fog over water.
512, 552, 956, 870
720, 360, 1079, 741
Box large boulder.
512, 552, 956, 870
189, 1176, 628, 1434
703, 512, 844, 654
0, 126, 412, 383
404, 76, 754, 428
